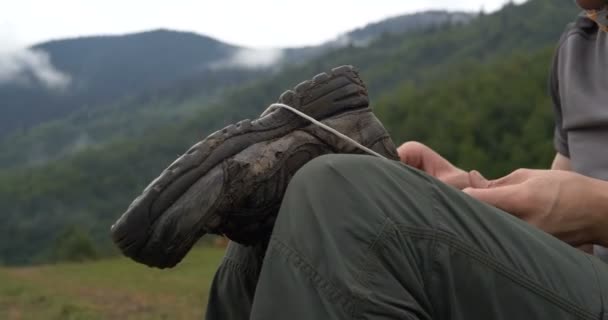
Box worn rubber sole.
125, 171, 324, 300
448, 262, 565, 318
111, 65, 369, 266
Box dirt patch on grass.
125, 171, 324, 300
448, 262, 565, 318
7, 306, 22, 320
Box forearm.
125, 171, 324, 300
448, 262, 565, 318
550, 153, 608, 246
550, 153, 594, 252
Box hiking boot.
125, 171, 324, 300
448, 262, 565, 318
111, 65, 399, 268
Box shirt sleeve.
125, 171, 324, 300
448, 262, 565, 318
550, 45, 570, 158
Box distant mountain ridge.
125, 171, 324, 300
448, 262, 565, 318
0, 11, 475, 137
0, 10, 475, 169
0, 30, 239, 136
345, 10, 474, 46
34, 29, 238, 96
283, 10, 475, 62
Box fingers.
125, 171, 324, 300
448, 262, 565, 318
398, 141, 491, 190
398, 141, 453, 173
487, 169, 536, 188
463, 185, 522, 214
442, 170, 489, 191
468, 170, 490, 188
397, 141, 430, 170
465, 169, 541, 216
442, 172, 473, 190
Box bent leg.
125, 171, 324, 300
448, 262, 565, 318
250, 154, 608, 319
205, 241, 266, 320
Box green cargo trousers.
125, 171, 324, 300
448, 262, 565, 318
205, 154, 608, 319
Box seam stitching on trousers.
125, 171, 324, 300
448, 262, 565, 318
379, 217, 437, 318
396, 225, 597, 320
222, 255, 259, 277
427, 181, 444, 320
353, 216, 394, 292
269, 237, 365, 320
584, 254, 605, 319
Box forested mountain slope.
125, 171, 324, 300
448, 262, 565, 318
0, 30, 240, 136
0, 11, 473, 170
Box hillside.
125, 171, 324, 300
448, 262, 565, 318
376, 48, 557, 178
0, 30, 241, 137
0, 246, 224, 319
0, 0, 580, 265
282, 10, 475, 60
345, 10, 474, 46
0, 11, 472, 170
0, 67, 267, 170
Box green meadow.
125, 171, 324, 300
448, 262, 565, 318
0, 246, 225, 320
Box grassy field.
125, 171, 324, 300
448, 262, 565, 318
0, 246, 225, 320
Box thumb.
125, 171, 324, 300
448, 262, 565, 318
463, 185, 521, 214
468, 170, 490, 189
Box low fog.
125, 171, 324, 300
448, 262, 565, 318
212, 48, 286, 69
0, 35, 71, 91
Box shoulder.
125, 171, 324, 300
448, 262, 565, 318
557, 13, 601, 50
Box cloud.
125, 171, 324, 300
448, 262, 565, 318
0, 48, 71, 91
212, 48, 285, 69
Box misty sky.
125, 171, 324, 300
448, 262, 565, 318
2, 0, 526, 49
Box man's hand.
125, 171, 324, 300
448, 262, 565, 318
398, 141, 485, 190
464, 169, 608, 247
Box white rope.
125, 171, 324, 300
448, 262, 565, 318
269, 103, 387, 160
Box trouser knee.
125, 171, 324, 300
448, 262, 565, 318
276, 154, 434, 242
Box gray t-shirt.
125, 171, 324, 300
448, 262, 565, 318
552, 14, 608, 180
551, 15, 608, 259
